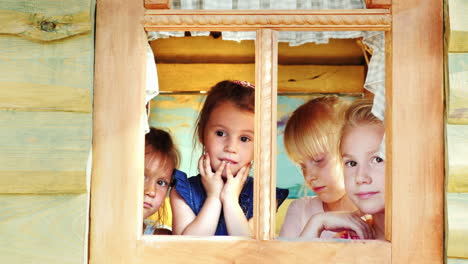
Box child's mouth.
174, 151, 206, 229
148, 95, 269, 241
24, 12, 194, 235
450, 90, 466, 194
313, 186, 326, 193
355, 191, 379, 199
220, 158, 237, 165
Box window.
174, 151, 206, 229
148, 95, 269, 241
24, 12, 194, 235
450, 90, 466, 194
90, 1, 444, 263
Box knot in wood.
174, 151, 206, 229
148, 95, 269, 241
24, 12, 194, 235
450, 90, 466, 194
40, 20, 56, 32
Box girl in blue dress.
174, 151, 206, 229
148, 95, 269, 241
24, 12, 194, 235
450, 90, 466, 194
170, 80, 288, 236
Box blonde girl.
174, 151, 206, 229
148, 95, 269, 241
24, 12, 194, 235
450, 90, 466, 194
280, 96, 357, 238
300, 99, 384, 240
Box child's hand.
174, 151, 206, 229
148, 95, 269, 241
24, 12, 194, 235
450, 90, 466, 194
199, 153, 225, 199
220, 163, 250, 204
301, 211, 374, 240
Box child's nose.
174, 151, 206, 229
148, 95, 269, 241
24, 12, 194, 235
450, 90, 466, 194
224, 137, 237, 153
145, 183, 157, 197
355, 166, 372, 185
303, 167, 317, 181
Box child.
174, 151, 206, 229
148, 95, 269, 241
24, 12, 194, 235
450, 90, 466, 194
279, 96, 358, 238
170, 80, 289, 236
143, 127, 180, 235
299, 99, 385, 240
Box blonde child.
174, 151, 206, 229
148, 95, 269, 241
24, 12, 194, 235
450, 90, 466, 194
279, 96, 358, 238
143, 127, 180, 235
170, 80, 289, 236
300, 99, 385, 240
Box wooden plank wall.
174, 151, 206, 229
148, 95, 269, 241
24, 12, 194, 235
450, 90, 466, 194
446, 0, 468, 261
0, 0, 94, 263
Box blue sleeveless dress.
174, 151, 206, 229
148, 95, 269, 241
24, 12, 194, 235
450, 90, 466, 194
173, 169, 289, 235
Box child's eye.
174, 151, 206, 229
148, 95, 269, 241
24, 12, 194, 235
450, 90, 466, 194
216, 130, 226, 137
345, 160, 357, 167
157, 179, 168, 187
372, 156, 384, 163
240, 136, 251, 142
313, 158, 324, 164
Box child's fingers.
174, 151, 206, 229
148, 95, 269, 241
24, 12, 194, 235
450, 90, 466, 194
225, 162, 234, 181
239, 164, 250, 184
214, 160, 227, 178
203, 153, 213, 176
234, 165, 246, 181
350, 216, 373, 239
198, 154, 206, 176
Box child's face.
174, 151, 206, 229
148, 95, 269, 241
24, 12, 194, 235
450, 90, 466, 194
143, 150, 174, 219
341, 123, 385, 215
203, 101, 254, 178
300, 152, 346, 204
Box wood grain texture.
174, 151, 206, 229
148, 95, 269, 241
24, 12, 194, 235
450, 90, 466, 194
0, 194, 88, 264
89, 0, 146, 263
447, 53, 468, 124
137, 238, 391, 264
254, 29, 277, 240
151, 37, 365, 65
156, 64, 364, 94
447, 0, 468, 52
365, 0, 391, 9
0, 34, 93, 112
144, 9, 391, 31
0, 10, 91, 41
384, 30, 392, 241
446, 125, 468, 193
145, 0, 171, 9
0, 110, 91, 193
391, 0, 444, 263
447, 193, 468, 258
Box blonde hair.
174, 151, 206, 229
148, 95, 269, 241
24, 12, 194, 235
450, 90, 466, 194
342, 99, 382, 130
340, 99, 383, 155
284, 96, 347, 164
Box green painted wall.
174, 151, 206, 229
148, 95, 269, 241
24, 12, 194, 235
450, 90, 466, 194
0, 0, 94, 263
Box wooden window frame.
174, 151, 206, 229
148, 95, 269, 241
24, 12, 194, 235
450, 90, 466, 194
90, 1, 444, 263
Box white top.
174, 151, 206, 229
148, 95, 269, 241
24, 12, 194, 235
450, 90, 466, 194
279, 196, 335, 239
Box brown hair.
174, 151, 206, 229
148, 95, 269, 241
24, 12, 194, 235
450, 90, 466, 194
194, 80, 255, 147
145, 127, 180, 224
284, 96, 348, 164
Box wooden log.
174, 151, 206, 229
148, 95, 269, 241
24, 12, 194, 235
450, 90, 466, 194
447, 124, 468, 193
0, 111, 91, 194
0, 194, 88, 264
447, 0, 468, 52
150, 36, 365, 65
447, 193, 468, 259
156, 64, 364, 94
448, 53, 468, 124
0, 34, 93, 113
0, 10, 91, 41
